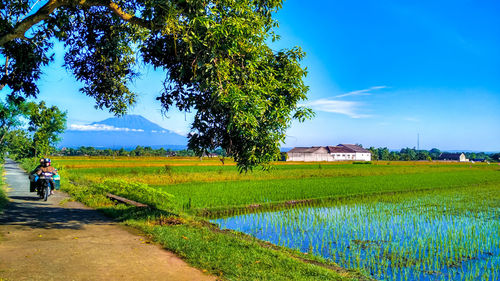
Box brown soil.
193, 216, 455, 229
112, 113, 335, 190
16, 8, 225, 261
0, 159, 215, 281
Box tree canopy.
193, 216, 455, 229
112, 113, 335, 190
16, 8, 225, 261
0, 98, 66, 159
27, 100, 67, 157
0, 0, 312, 171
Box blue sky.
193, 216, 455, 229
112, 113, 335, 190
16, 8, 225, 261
8, 0, 500, 151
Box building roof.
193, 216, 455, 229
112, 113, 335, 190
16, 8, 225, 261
288, 146, 328, 154
288, 144, 371, 154
338, 144, 371, 153
438, 153, 464, 160
326, 146, 354, 153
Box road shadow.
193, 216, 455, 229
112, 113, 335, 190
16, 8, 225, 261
0, 200, 112, 230
3, 164, 23, 173
9, 195, 41, 201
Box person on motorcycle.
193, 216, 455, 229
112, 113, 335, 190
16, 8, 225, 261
28, 158, 45, 191
35, 158, 58, 195
29, 158, 45, 179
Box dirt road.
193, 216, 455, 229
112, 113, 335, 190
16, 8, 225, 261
0, 159, 215, 281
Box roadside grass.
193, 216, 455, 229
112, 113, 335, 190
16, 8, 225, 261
0, 164, 8, 212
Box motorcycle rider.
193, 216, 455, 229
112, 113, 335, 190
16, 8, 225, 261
29, 158, 45, 179
35, 158, 58, 195
29, 158, 45, 191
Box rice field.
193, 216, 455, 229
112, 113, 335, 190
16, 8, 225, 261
57, 157, 500, 280
212, 184, 500, 281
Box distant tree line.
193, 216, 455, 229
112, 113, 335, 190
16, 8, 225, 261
57, 145, 500, 163
57, 146, 227, 158
366, 146, 499, 162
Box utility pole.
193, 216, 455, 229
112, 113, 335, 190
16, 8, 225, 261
417, 133, 420, 151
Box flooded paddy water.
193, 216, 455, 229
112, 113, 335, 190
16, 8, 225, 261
212, 186, 500, 281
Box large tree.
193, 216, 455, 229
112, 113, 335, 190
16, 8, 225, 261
0, 0, 312, 171
27, 100, 67, 157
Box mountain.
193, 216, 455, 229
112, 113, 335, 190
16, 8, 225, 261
59, 115, 187, 149
91, 115, 166, 132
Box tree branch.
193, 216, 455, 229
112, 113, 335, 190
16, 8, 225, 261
4, 56, 8, 76
0, 0, 63, 46
105, 2, 150, 29
0, 0, 151, 47
0, 124, 11, 145
0, 56, 8, 91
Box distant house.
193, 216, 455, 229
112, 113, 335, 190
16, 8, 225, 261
287, 146, 331, 162
438, 153, 469, 162
287, 144, 371, 162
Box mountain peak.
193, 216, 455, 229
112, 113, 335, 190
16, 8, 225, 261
91, 115, 166, 132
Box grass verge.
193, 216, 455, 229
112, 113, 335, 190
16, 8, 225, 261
0, 164, 8, 212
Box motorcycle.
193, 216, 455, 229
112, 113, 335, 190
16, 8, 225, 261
37, 172, 54, 201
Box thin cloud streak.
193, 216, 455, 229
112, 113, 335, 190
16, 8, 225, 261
302, 99, 371, 118
302, 86, 387, 118
335, 85, 387, 98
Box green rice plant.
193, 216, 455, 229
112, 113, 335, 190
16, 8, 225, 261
160, 169, 500, 215
213, 184, 500, 281
64, 158, 495, 187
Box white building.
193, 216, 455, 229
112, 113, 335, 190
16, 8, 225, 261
287, 144, 371, 162
286, 146, 331, 162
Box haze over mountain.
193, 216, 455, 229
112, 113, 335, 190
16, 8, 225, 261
59, 115, 187, 149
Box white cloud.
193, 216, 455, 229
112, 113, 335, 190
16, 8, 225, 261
302, 86, 388, 118
69, 124, 144, 132
335, 86, 387, 98
302, 99, 371, 118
